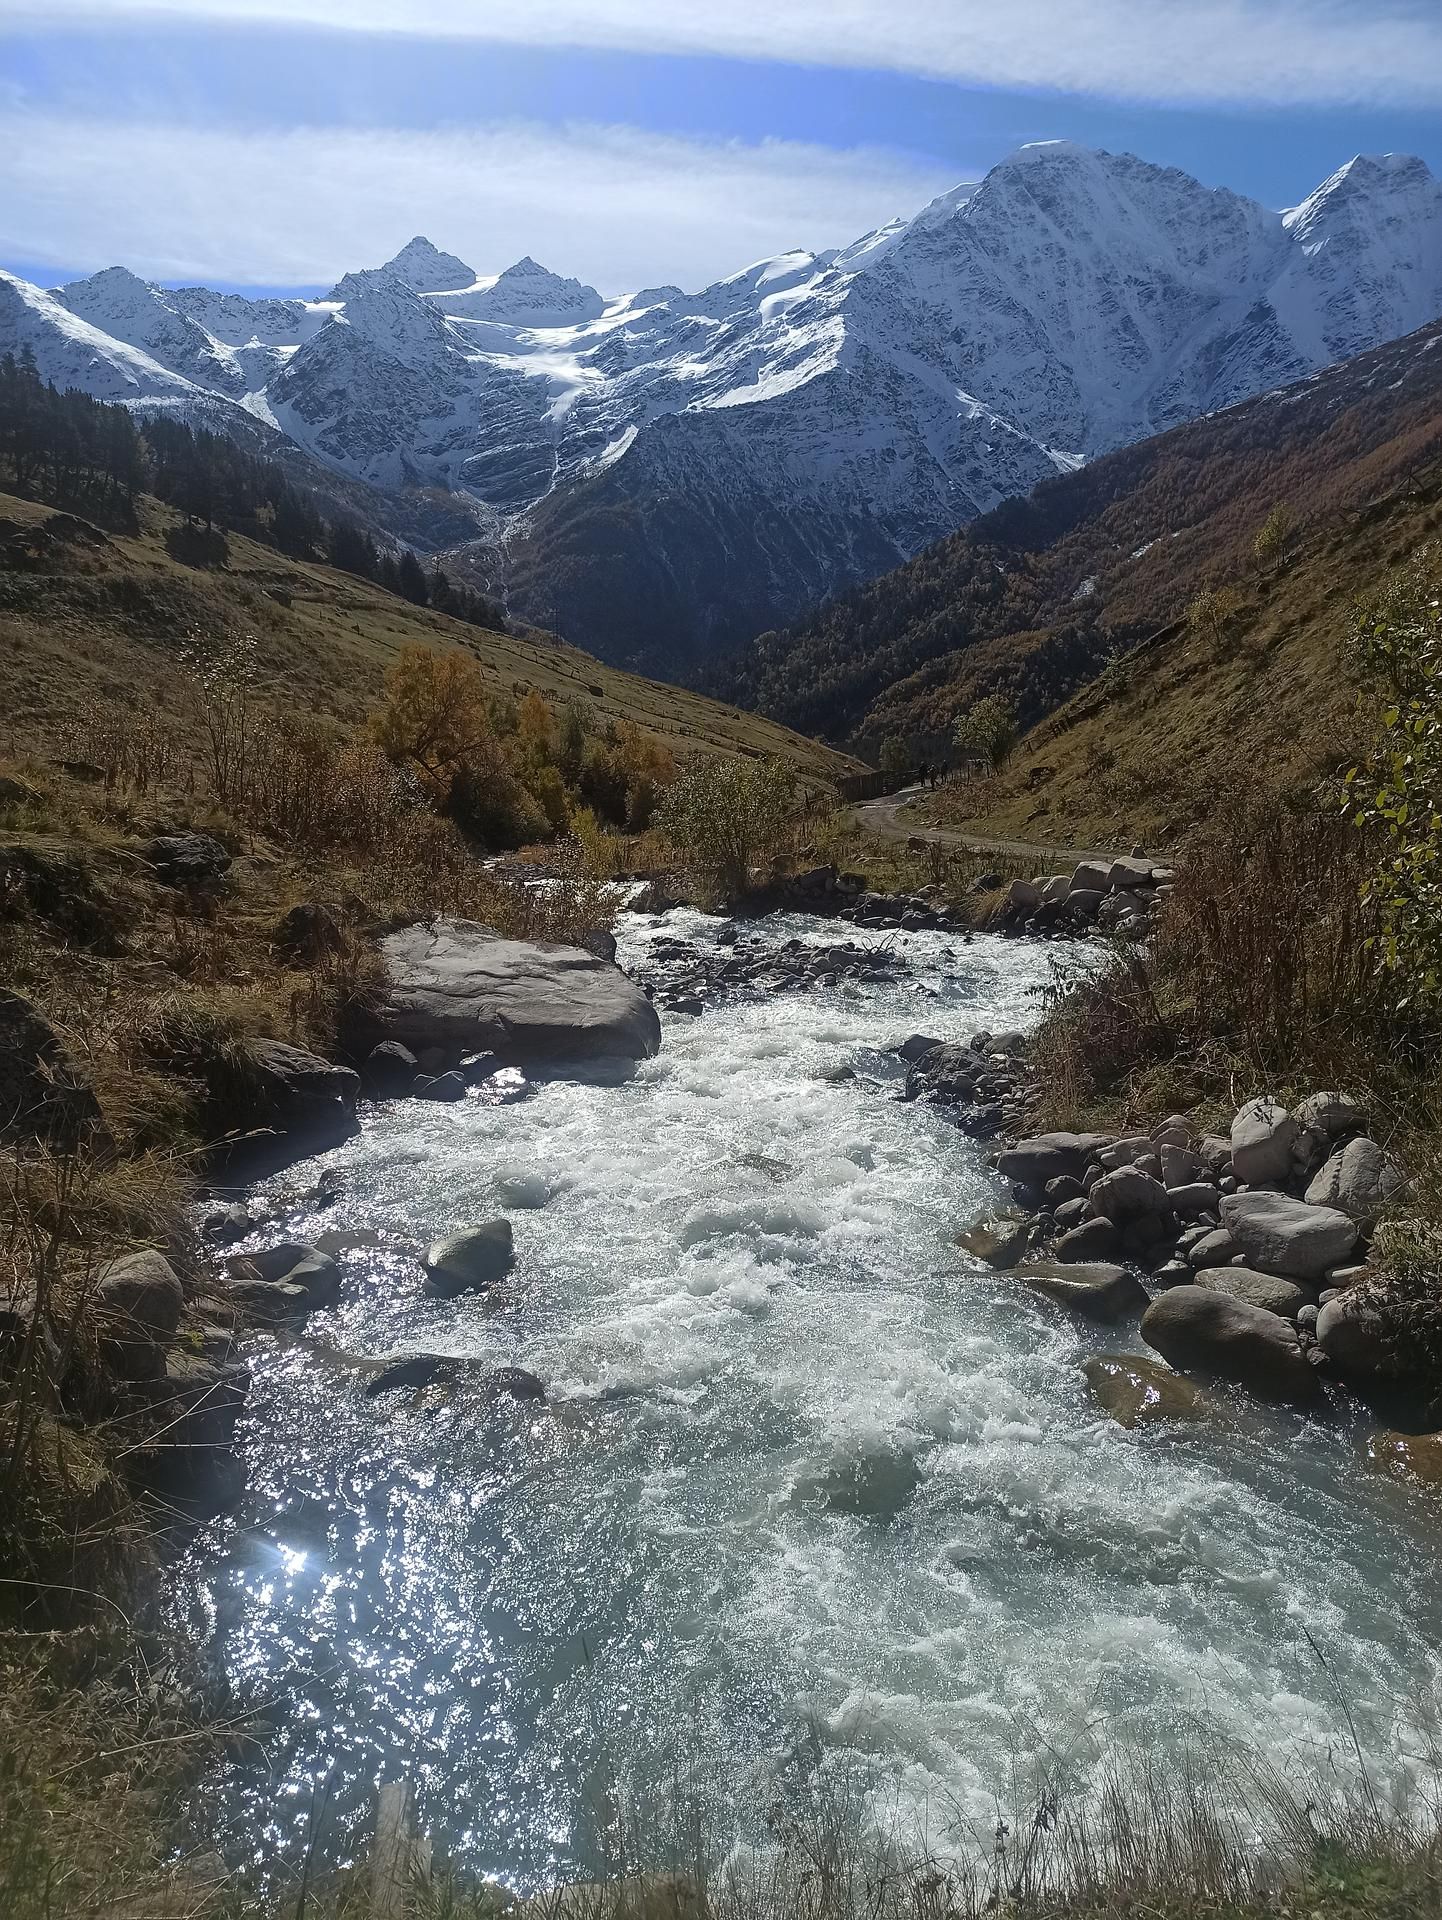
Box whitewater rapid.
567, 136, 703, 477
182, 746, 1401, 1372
175, 911, 1442, 1883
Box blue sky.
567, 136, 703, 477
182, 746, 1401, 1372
4, 1, 1442, 295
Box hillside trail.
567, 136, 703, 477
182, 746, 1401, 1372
850, 784, 1119, 867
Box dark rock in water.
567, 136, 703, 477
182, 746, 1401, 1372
898, 1033, 944, 1064
958, 1216, 1032, 1269
815, 1445, 921, 1517
203, 1201, 252, 1243
489, 1366, 545, 1403
365, 1040, 418, 1095
143, 832, 231, 887
1082, 1353, 1212, 1428
369, 919, 661, 1063
225, 1242, 341, 1319
364, 1355, 545, 1404
415, 1071, 468, 1102
0, 990, 107, 1151
273, 901, 344, 964
459, 1051, 501, 1085
474, 1066, 532, 1105
312, 1168, 346, 1207
366, 1354, 445, 1397
424, 1221, 515, 1297
123, 1346, 251, 1508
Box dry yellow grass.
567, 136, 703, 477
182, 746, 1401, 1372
0, 488, 859, 790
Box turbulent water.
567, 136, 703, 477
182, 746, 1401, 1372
175, 911, 1442, 1885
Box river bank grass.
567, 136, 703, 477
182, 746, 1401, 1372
6, 1703, 1442, 1920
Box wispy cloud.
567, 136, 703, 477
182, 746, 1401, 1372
0, 111, 956, 290
10, 0, 1442, 108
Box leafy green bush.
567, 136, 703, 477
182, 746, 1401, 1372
657, 757, 795, 899
953, 693, 1018, 771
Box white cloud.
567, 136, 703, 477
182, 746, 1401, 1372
0, 111, 958, 290
9, 0, 1442, 108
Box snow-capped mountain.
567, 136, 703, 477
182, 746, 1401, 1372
4, 141, 1441, 669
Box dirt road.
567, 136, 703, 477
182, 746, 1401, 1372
851, 786, 1115, 867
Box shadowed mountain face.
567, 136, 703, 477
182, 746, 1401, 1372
5, 143, 1441, 672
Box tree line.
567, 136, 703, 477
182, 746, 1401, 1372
0, 349, 507, 632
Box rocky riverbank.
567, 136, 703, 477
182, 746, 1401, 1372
904, 1042, 1436, 1453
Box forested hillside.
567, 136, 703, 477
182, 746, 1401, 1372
721, 319, 1442, 753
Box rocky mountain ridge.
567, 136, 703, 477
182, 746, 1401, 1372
3, 141, 1440, 669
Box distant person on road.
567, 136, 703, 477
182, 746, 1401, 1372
917, 761, 929, 789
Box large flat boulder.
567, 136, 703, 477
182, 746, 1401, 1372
996, 1131, 1111, 1190
1141, 1286, 1322, 1405
371, 919, 660, 1064
1220, 1191, 1357, 1281
1019, 1260, 1149, 1322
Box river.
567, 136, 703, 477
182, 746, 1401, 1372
172, 909, 1442, 1886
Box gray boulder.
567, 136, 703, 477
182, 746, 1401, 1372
1220, 1191, 1358, 1281
1161, 1144, 1207, 1189
1315, 1293, 1403, 1382
1019, 1261, 1150, 1322
1089, 1166, 1172, 1222
996, 1132, 1111, 1190
424, 1222, 515, 1298
1304, 1137, 1405, 1227
248, 1038, 360, 1121
1193, 1267, 1307, 1318
1053, 1218, 1124, 1263
415, 1071, 468, 1102
97, 1250, 184, 1338
1141, 1287, 1323, 1404
1186, 1227, 1243, 1268
365, 1040, 418, 1094
958, 1217, 1033, 1270
372, 919, 661, 1063
1165, 1181, 1223, 1220
1069, 859, 1112, 893
1230, 1097, 1296, 1186
1293, 1091, 1366, 1149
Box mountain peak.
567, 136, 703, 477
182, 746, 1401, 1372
380, 236, 476, 293
449, 257, 605, 327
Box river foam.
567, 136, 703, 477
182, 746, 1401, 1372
174, 911, 1442, 1884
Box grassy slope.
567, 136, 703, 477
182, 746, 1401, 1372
918, 457, 1442, 851
727, 320, 1442, 767
0, 489, 858, 786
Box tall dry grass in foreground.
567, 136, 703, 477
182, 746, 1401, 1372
5, 1712, 1442, 1920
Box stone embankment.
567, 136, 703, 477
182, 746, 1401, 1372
910, 1046, 1432, 1452
993, 853, 1175, 937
